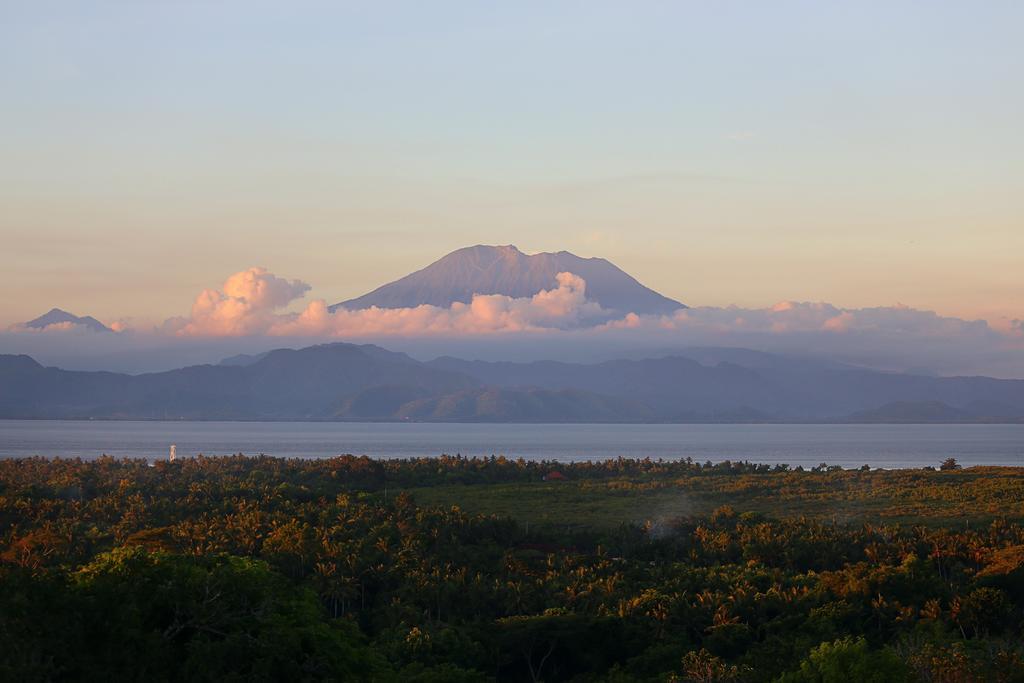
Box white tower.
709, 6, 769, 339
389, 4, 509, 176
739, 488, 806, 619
169, 444, 177, 462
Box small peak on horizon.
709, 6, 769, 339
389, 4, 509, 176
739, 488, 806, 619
22, 308, 113, 333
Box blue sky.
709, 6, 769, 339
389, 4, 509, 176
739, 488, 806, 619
1, 1, 1021, 325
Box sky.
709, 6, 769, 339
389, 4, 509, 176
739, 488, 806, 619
1, 1, 1022, 331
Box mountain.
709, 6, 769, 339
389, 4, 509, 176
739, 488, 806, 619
22, 308, 111, 333
0, 344, 643, 421
427, 355, 781, 418
0, 344, 477, 420
3, 343, 1024, 422
331, 244, 684, 315
427, 351, 1024, 421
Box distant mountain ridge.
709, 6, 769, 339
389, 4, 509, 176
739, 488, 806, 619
0, 344, 475, 420
2, 343, 1023, 422
426, 354, 1024, 422
331, 245, 685, 315
22, 308, 111, 333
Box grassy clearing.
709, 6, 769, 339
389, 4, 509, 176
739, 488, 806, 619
405, 468, 1024, 530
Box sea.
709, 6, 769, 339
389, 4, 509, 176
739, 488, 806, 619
1, 420, 1023, 469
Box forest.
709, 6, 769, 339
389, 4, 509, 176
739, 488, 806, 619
2, 454, 1023, 681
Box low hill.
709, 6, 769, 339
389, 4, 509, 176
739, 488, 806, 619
847, 401, 971, 423
848, 400, 1024, 423
395, 387, 655, 422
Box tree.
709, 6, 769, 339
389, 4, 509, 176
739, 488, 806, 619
775, 637, 912, 683
671, 648, 744, 682
954, 587, 1012, 637
68, 548, 388, 681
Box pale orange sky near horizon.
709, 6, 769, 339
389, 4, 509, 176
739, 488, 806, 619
1, 2, 1021, 328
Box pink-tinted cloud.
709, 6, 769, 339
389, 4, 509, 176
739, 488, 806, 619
991, 318, 1024, 337
6, 320, 122, 334
598, 300, 999, 339
164, 266, 1024, 346
170, 268, 606, 337
4, 268, 1021, 377
170, 267, 311, 336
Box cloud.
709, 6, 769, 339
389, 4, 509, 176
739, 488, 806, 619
220, 267, 311, 309
6, 320, 114, 334
170, 268, 606, 337
595, 300, 998, 340
165, 269, 1023, 362
992, 318, 1024, 337
10, 321, 80, 333
4, 267, 1022, 377
169, 267, 311, 336
586, 300, 1024, 376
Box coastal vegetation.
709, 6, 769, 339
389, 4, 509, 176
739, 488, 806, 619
2, 455, 1024, 681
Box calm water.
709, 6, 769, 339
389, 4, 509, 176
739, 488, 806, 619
0, 420, 1023, 468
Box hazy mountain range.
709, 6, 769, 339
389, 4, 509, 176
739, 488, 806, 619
2, 342, 1022, 422
330, 244, 685, 315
